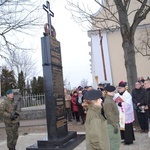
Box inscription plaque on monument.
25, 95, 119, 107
50, 36, 68, 137
50, 37, 67, 132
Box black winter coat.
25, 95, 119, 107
132, 88, 146, 106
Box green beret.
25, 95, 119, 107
6, 89, 13, 95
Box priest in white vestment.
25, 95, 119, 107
114, 81, 135, 145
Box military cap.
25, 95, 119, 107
104, 85, 116, 92
83, 89, 102, 100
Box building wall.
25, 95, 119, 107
107, 26, 150, 86
106, 30, 127, 86
88, 31, 113, 88
94, 0, 150, 30
134, 27, 150, 78
88, 0, 150, 88
88, 25, 150, 88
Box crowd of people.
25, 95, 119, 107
132, 78, 150, 133
64, 78, 150, 150
64, 86, 93, 125
0, 77, 149, 150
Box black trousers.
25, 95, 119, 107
78, 105, 86, 124
136, 110, 149, 130
66, 108, 72, 121
73, 111, 80, 122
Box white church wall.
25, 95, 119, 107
89, 31, 113, 88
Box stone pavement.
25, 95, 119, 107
0, 119, 150, 150
0, 119, 47, 128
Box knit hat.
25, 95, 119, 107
83, 89, 102, 100
104, 85, 116, 92
118, 81, 127, 87
6, 89, 13, 95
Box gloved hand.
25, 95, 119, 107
14, 112, 19, 116
10, 111, 19, 121
10, 112, 16, 121
114, 127, 118, 134
118, 102, 122, 107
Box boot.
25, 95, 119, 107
9, 147, 15, 150
13, 146, 16, 150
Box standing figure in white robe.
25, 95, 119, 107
114, 81, 135, 145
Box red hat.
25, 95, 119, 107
118, 81, 127, 87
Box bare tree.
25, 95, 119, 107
67, 0, 150, 92
135, 26, 150, 58
5, 50, 38, 81
0, 0, 44, 58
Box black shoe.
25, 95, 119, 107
124, 142, 133, 145
144, 130, 149, 133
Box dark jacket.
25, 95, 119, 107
145, 88, 150, 106
145, 88, 150, 118
132, 87, 146, 106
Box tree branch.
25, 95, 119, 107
131, 0, 150, 34
0, 0, 9, 6
94, 0, 120, 24
0, 0, 44, 59
66, 0, 120, 31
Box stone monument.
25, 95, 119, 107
26, 1, 85, 150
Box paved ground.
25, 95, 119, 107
0, 119, 150, 150
0, 104, 149, 149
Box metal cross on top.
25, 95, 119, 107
43, 1, 54, 36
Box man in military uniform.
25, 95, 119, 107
0, 89, 20, 150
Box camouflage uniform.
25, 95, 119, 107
0, 97, 20, 150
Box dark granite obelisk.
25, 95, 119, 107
26, 1, 85, 150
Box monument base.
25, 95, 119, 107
26, 131, 85, 150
